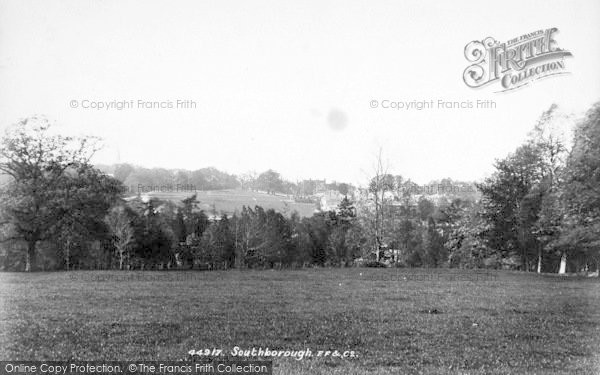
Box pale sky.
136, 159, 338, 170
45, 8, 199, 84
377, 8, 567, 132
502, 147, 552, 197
1, 0, 599, 186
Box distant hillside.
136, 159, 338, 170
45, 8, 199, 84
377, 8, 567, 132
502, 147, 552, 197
95, 164, 241, 191
138, 189, 317, 218
92, 164, 482, 217
94, 163, 356, 197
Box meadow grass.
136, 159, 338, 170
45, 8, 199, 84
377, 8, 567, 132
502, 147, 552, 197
140, 189, 317, 217
0, 268, 598, 374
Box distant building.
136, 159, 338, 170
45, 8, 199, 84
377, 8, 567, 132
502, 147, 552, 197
318, 190, 344, 212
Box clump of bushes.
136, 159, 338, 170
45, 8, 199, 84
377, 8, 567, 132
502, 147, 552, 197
363, 260, 388, 268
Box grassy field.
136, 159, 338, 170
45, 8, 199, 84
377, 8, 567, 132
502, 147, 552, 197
136, 189, 317, 217
0, 269, 599, 374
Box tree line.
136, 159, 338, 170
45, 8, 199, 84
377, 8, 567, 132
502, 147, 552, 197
96, 163, 352, 198
445, 103, 600, 273
1, 102, 599, 273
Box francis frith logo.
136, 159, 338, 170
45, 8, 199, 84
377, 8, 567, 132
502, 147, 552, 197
463, 28, 572, 92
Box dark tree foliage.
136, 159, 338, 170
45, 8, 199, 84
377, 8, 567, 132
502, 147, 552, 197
0, 117, 123, 271
3, 104, 599, 273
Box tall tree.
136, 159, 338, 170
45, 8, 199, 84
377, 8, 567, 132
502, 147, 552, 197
327, 197, 357, 265
0, 117, 122, 271
444, 201, 491, 268
256, 169, 284, 194
367, 149, 395, 261
200, 215, 235, 268
105, 206, 135, 270
130, 197, 176, 269
557, 102, 600, 274
479, 143, 544, 270
528, 104, 569, 272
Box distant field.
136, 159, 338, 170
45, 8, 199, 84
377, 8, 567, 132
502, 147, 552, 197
132, 189, 317, 217
1, 269, 599, 374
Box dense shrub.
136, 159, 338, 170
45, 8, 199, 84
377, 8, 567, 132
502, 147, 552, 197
363, 260, 388, 268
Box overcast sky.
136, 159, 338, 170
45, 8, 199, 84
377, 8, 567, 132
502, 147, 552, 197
1, 0, 599, 185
